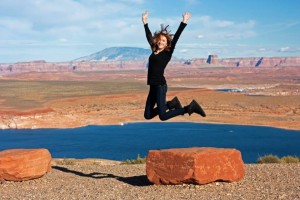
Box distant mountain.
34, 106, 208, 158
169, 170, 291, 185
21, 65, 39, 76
74, 47, 151, 61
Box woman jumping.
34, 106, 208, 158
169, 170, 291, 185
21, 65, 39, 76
142, 11, 206, 121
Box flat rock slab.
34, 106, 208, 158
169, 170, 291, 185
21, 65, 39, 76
0, 149, 52, 181
146, 147, 245, 185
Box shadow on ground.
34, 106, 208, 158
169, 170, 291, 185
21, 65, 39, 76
52, 166, 151, 187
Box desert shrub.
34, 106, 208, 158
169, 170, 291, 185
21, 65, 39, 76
280, 156, 300, 163
257, 154, 281, 164
122, 154, 146, 164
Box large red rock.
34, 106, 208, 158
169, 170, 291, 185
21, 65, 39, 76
0, 149, 52, 181
146, 147, 245, 185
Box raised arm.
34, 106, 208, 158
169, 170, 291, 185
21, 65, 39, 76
170, 12, 192, 53
142, 11, 152, 46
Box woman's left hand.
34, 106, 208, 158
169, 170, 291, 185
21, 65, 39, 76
182, 12, 192, 23
142, 10, 149, 25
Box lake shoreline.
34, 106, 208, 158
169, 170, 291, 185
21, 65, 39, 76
2, 122, 299, 163
1, 120, 299, 131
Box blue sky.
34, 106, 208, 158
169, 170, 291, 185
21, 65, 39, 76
1, 0, 300, 63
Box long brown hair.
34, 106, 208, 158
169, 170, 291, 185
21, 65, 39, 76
150, 24, 173, 52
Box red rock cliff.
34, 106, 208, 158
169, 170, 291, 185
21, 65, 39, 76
190, 56, 300, 68
1, 56, 300, 75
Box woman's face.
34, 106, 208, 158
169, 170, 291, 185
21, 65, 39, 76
157, 35, 167, 50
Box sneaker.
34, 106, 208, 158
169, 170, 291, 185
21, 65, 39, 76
167, 96, 183, 110
187, 100, 206, 117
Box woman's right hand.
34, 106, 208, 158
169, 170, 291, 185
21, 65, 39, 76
142, 10, 148, 25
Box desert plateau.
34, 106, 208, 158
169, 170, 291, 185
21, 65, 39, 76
0, 58, 299, 130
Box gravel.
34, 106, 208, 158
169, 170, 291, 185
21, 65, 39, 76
1, 162, 299, 200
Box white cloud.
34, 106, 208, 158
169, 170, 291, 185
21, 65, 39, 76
0, 18, 32, 31
59, 38, 68, 43
259, 48, 266, 52
179, 49, 188, 53
215, 20, 234, 28
193, 16, 256, 29
189, 16, 256, 41
0, 1, 143, 41
183, 0, 200, 5
0, 0, 297, 62
279, 47, 290, 52
279, 46, 300, 52
120, 0, 145, 4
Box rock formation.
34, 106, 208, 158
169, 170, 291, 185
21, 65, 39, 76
146, 147, 245, 185
1, 55, 300, 75
191, 56, 300, 68
0, 149, 52, 181
207, 55, 219, 64
0, 60, 149, 75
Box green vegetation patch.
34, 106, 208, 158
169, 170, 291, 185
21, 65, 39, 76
121, 154, 146, 164
257, 154, 300, 164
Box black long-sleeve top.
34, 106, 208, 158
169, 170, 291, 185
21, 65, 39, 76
144, 22, 187, 85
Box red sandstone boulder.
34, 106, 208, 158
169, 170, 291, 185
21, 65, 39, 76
0, 149, 52, 181
146, 147, 244, 185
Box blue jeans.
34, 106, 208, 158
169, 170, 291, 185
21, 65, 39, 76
144, 85, 185, 121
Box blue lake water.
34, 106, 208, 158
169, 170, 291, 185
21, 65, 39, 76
0, 122, 299, 163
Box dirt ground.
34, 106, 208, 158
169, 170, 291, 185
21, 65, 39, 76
1, 160, 300, 200
0, 67, 299, 130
